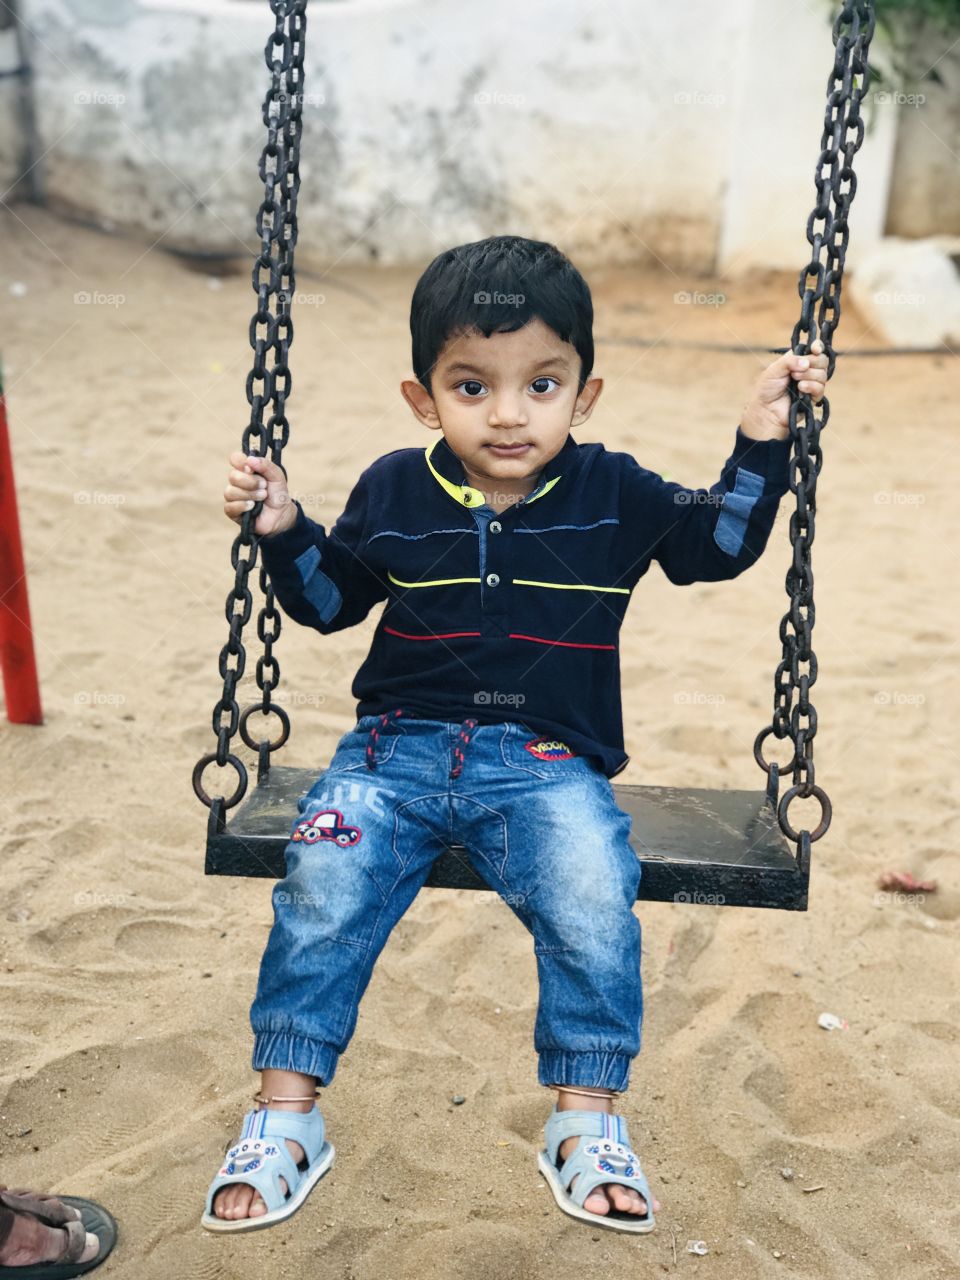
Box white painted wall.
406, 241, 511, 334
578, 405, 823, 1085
2, 0, 902, 272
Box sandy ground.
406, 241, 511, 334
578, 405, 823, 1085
1, 206, 958, 1280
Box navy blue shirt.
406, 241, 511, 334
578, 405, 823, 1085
260, 426, 792, 778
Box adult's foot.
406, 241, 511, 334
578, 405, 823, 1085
0, 1197, 99, 1267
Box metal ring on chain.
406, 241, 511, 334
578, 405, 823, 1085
752, 725, 799, 778
192, 752, 249, 811
777, 783, 832, 844
238, 702, 291, 753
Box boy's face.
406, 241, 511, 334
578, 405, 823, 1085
401, 317, 603, 506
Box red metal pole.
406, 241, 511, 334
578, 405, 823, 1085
0, 368, 43, 724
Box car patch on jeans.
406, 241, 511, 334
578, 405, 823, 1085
292, 807, 363, 847
523, 736, 577, 761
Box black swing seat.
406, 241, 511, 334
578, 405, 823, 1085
204, 768, 808, 911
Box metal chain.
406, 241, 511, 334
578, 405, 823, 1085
193, 0, 306, 810
754, 0, 875, 851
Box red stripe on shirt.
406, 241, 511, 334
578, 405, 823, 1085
509, 633, 617, 651
384, 625, 483, 641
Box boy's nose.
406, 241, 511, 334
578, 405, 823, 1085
488, 398, 528, 427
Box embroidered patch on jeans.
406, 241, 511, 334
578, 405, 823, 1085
292, 807, 363, 847
523, 736, 578, 761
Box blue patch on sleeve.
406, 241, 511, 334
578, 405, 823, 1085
294, 544, 343, 623
714, 467, 765, 556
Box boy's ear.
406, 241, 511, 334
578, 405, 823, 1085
571, 376, 603, 428
401, 378, 442, 429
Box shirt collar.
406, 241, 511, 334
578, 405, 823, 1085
424, 432, 579, 510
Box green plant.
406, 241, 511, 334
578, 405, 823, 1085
868, 0, 959, 89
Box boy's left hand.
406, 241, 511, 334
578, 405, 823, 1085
740, 337, 829, 441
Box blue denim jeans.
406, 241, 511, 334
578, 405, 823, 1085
250, 713, 643, 1092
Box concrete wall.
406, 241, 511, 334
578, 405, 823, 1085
0, 0, 907, 272
884, 37, 960, 238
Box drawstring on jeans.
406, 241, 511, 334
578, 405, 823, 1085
365, 708, 405, 770
449, 717, 479, 780
364, 708, 480, 779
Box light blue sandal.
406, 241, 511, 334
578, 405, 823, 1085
200, 1105, 334, 1234
538, 1105, 656, 1234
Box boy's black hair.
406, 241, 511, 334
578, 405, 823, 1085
410, 235, 594, 396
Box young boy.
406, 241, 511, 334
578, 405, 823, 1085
203, 236, 827, 1236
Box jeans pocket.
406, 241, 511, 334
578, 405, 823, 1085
329, 722, 403, 772
499, 722, 586, 780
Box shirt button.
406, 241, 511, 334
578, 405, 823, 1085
489, 521, 502, 534
485, 573, 500, 587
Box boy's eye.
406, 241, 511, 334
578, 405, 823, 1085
530, 376, 559, 394
456, 380, 486, 398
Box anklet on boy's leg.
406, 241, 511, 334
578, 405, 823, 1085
252, 1090, 322, 1106
551, 1083, 618, 1100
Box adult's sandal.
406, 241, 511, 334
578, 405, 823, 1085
0, 1188, 117, 1278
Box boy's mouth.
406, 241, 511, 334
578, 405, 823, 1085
486, 442, 531, 456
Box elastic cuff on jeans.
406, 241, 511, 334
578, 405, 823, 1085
537, 1049, 634, 1093
252, 1030, 340, 1085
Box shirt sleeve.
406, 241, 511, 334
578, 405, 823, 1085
619, 426, 793, 587
258, 465, 388, 633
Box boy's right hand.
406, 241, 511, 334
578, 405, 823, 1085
223, 451, 298, 538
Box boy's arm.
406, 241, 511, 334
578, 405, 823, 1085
259, 466, 387, 633
619, 426, 792, 587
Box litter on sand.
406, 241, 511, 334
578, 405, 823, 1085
687, 1240, 709, 1255
876, 869, 937, 893
817, 1012, 849, 1031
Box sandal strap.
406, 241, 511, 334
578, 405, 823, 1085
543, 1105, 629, 1167
55, 1217, 91, 1263
0, 1190, 81, 1230
558, 1137, 654, 1219
239, 1105, 327, 1168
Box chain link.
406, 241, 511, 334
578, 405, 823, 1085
754, 1, 875, 849
193, 0, 305, 810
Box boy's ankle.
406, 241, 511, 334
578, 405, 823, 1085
256, 1098, 316, 1114
553, 1085, 616, 1113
